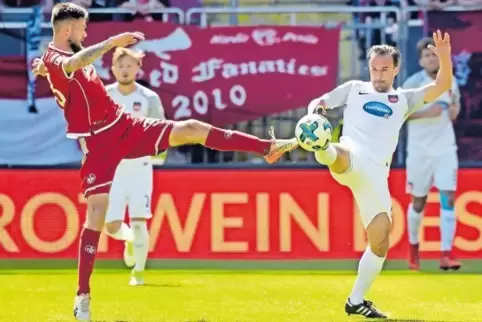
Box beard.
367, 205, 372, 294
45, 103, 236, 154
68, 39, 83, 53
373, 81, 392, 93
427, 67, 439, 77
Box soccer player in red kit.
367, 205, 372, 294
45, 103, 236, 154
32, 3, 297, 320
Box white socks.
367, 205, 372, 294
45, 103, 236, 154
132, 221, 149, 272
407, 203, 422, 245
314, 144, 337, 166
440, 208, 456, 252
106, 222, 133, 242
349, 247, 386, 305
407, 202, 456, 251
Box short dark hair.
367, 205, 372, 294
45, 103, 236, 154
51, 3, 88, 25
367, 44, 401, 67
416, 37, 435, 58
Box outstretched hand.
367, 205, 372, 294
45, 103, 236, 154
427, 30, 451, 58
32, 58, 46, 78
109, 32, 145, 48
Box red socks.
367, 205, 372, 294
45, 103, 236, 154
77, 228, 101, 295
204, 127, 272, 156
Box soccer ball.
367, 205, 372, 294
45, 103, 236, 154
295, 114, 333, 152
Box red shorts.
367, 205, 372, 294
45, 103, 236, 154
79, 113, 173, 197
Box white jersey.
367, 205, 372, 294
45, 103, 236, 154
308, 81, 427, 167
403, 70, 459, 157
105, 82, 166, 168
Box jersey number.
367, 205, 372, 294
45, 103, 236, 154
45, 71, 67, 108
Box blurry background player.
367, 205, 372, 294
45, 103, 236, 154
103, 48, 163, 285
403, 37, 461, 271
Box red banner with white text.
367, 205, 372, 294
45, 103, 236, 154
0, 169, 481, 260
0, 22, 340, 127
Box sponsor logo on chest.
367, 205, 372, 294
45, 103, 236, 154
363, 101, 393, 119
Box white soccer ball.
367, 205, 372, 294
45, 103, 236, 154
295, 114, 333, 152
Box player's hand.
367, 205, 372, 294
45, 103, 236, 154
109, 32, 145, 48
31, 58, 46, 78
427, 30, 451, 58
315, 103, 327, 116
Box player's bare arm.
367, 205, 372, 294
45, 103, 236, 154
449, 89, 461, 120
63, 32, 145, 74
407, 103, 444, 120
308, 81, 354, 116
417, 30, 453, 105
308, 81, 355, 174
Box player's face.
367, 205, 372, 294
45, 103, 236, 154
67, 18, 87, 53
112, 55, 140, 85
419, 48, 439, 74
369, 54, 399, 92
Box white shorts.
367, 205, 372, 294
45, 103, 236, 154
406, 150, 458, 197
105, 158, 153, 223
330, 138, 392, 228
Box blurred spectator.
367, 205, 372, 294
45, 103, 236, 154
425, 0, 456, 9
48, 0, 169, 21
354, 0, 399, 61
0, 0, 42, 7
115, 0, 170, 21
456, 0, 480, 5
405, 0, 457, 9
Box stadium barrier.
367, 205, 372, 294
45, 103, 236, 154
1, 169, 481, 264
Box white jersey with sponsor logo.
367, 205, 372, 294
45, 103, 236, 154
308, 81, 427, 167
403, 70, 459, 157
105, 82, 166, 168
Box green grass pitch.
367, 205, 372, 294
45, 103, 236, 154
0, 266, 480, 321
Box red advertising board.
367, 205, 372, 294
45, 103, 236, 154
0, 169, 481, 260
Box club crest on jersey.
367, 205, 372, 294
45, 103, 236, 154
388, 95, 398, 103
133, 102, 142, 111
82, 65, 93, 79
363, 101, 393, 119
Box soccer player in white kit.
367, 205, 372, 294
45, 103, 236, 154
403, 37, 462, 271
103, 47, 165, 286
307, 31, 453, 318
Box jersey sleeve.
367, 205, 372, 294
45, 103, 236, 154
147, 93, 165, 120
42, 51, 73, 81
401, 86, 429, 114
307, 80, 355, 114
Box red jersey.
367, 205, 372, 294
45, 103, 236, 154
42, 43, 123, 138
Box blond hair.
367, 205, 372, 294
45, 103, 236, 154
112, 47, 145, 66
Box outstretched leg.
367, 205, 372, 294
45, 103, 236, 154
314, 141, 351, 174
168, 120, 297, 163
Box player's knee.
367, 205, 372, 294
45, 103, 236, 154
371, 238, 389, 257
104, 221, 122, 235
85, 194, 108, 231
369, 228, 390, 257
366, 213, 391, 257
440, 191, 455, 210
412, 197, 427, 213
171, 119, 209, 145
